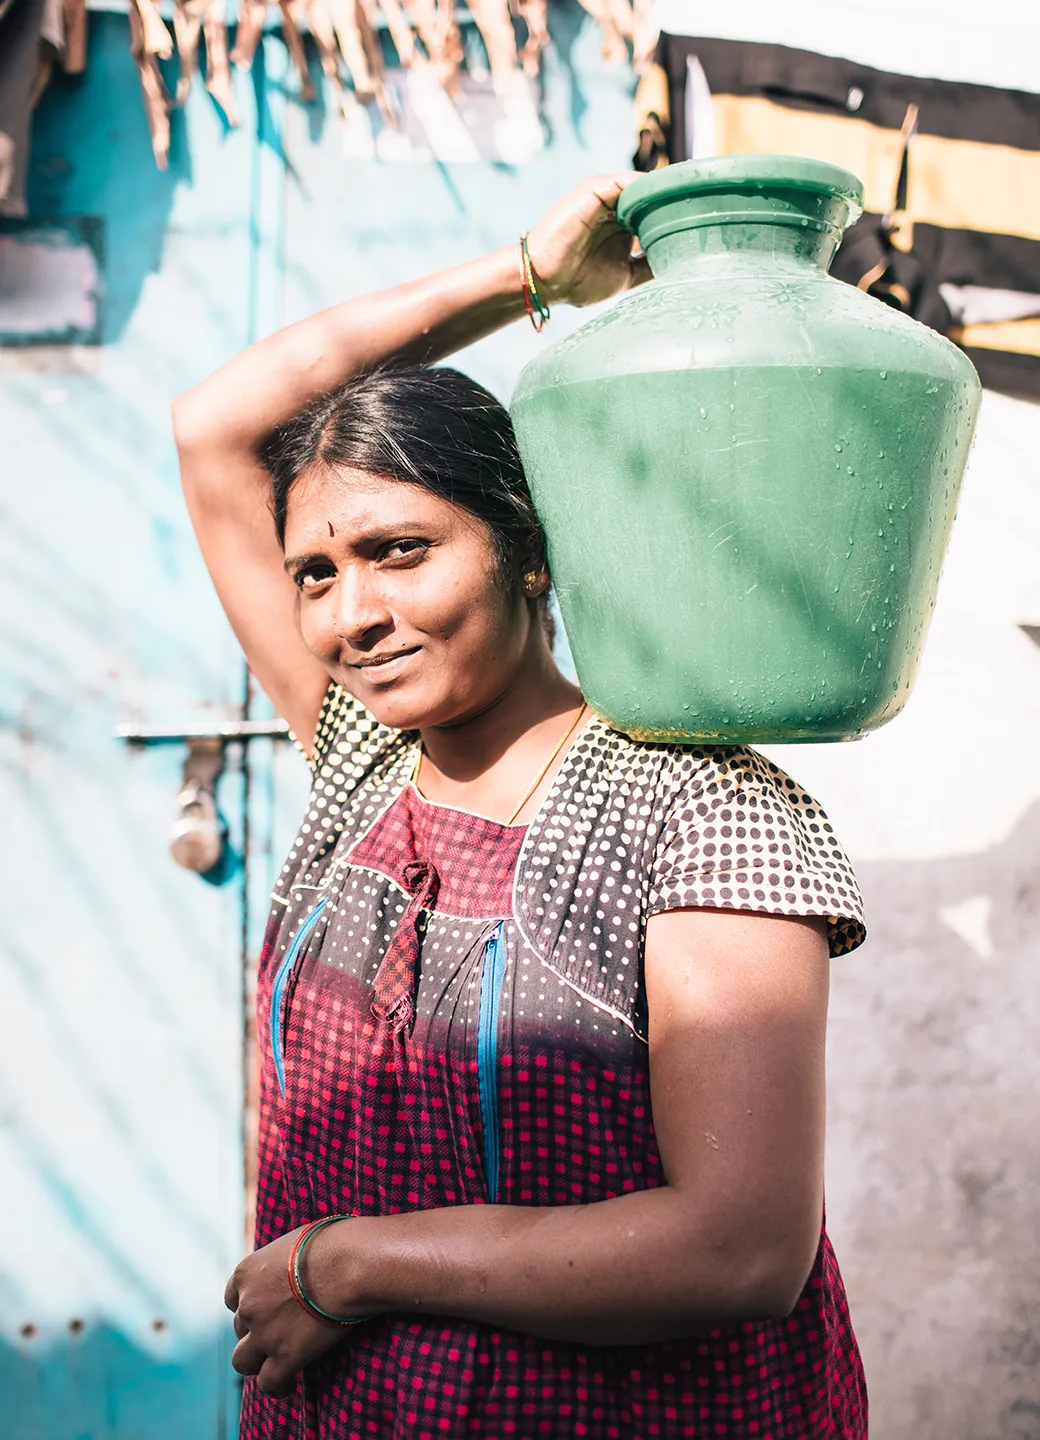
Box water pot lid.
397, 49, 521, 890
618, 154, 865, 242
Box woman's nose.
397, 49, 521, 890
332, 567, 392, 644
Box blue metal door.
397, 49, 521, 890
0, 10, 630, 1435
0, 18, 275, 1435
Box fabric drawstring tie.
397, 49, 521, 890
371, 857, 440, 1033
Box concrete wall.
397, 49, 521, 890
681, 8, 1040, 1434
764, 391, 1040, 1440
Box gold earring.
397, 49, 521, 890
523, 570, 540, 594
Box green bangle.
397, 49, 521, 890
520, 232, 551, 324
292, 1215, 369, 1327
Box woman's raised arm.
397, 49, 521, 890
172, 173, 647, 752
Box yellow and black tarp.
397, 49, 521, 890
635, 34, 1040, 398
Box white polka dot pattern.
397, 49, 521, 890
274, 684, 865, 1047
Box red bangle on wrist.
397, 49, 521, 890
286, 1215, 369, 1327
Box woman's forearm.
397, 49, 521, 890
306, 1188, 811, 1346
173, 245, 526, 453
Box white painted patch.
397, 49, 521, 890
939, 285, 1040, 326
685, 54, 716, 158
939, 895, 996, 958
0, 233, 99, 336
651, 0, 1040, 92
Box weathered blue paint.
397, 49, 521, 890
1, 7, 631, 1434
2, 16, 259, 1438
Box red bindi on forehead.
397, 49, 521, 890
328, 522, 335, 537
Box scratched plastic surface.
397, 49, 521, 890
511, 155, 982, 743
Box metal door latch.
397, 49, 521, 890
170, 737, 224, 874
116, 718, 292, 874
115, 719, 292, 743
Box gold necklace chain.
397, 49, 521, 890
411, 701, 588, 825
505, 701, 588, 824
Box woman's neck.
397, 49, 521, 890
415, 636, 585, 822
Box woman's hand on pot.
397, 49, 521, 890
224, 1226, 357, 1398
526, 172, 651, 309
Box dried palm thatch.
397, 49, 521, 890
118, 0, 653, 165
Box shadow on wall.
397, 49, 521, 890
843, 796, 1040, 1091
0, 1322, 239, 1439
828, 800, 1040, 1440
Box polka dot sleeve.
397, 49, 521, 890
648, 748, 866, 957
308, 681, 349, 774
305, 681, 390, 777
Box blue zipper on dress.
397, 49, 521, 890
271, 898, 328, 1097
477, 922, 508, 1204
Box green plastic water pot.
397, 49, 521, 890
510, 155, 981, 743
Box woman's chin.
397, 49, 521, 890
348, 681, 445, 733
340, 659, 507, 733
361, 687, 498, 735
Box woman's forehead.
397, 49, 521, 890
284, 465, 480, 543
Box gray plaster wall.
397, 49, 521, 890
764, 391, 1040, 1439
655, 2, 1040, 1423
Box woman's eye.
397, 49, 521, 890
381, 540, 427, 564
295, 567, 334, 591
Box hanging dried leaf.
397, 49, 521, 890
468, 0, 520, 97
576, 0, 632, 65
305, 0, 349, 115
279, 0, 318, 100
322, 0, 395, 119
201, 0, 238, 119
117, 0, 654, 166
128, 0, 173, 168
630, 0, 657, 74
512, 0, 548, 80
230, 0, 268, 69
173, 0, 239, 125
402, 0, 463, 91
365, 0, 415, 67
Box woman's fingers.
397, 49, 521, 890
233, 1309, 250, 1340
224, 1272, 240, 1312
599, 170, 648, 208
525, 170, 656, 308
257, 1357, 299, 1399
231, 1333, 266, 1377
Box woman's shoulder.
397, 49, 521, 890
603, 724, 833, 819
592, 720, 777, 802
306, 681, 407, 782
597, 726, 865, 957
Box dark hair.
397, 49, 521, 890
263, 365, 551, 629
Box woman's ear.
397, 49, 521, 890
521, 562, 550, 598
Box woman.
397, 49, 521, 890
175, 172, 867, 1439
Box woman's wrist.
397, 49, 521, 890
302, 1216, 389, 1320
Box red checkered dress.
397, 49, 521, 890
241, 686, 867, 1439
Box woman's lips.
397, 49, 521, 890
349, 647, 420, 681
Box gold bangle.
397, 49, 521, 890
519, 232, 550, 331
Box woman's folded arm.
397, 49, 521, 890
305, 907, 830, 1345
